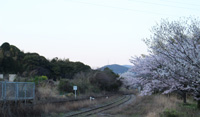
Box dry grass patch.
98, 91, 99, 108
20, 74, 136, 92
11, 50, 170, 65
34, 95, 119, 116
36, 82, 59, 98
0, 102, 42, 117
0, 95, 118, 117
37, 85, 59, 98
109, 95, 200, 117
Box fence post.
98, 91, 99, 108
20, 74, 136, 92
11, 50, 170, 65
33, 83, 35, 104
15, 83, 17, 104
1, 82, 3, 100
4, 81, 6, 102
17, 83, 19, 101
15, 82, 19, 106
25, 83, 27, 105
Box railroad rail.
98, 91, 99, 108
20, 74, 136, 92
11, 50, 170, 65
34, 93, 117, 105
65, 95, 132, 117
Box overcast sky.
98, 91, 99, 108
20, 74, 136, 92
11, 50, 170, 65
1, 0, 200, 68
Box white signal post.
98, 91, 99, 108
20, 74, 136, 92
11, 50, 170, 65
73, 86, 77, 99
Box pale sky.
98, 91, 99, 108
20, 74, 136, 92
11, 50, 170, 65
1, 0, 200, 68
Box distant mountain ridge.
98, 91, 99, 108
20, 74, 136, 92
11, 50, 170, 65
122, 65, 133, 68
99, 64, 131, 74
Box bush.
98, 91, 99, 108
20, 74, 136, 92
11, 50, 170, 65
30, 76, 48, 84
58, 79, 73, 93
90, 69, 122, 92
71, 72, 100, 94
58, 70, 121, 95
181, 103, 197, 109
28, 76, 48, 85
161, 108, 182, 117
65, 93, 74, 97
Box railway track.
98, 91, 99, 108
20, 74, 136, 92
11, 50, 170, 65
65, 95, 132, 117
35, 93, 117, 105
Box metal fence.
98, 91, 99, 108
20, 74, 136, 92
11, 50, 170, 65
0, 82, 35, 102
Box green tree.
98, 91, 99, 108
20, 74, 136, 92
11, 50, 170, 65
90, 68, 122, 92
1, 42, 10, 51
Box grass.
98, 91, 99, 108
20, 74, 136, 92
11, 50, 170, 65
3, 91, 199, 117
0, 95, 119, 117
0, 80, 119, 117
36, 84, 59, 98
0, 102, 42, 117
108, 94, 200, 117
34, 82, 120, 116
35, 95, 119, 116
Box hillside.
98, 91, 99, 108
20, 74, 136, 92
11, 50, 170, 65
0, 42, 91, 79
99, 64, 130, 74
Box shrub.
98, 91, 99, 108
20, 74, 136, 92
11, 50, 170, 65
58, 79, 73, 93
181, 103, 197, 109
31, 76, 48, 84
71, 72, 100, 94
161, 108, 182, 117
90, 70, 122, 92
65, 93, 74, 97
36, 83, 59, 99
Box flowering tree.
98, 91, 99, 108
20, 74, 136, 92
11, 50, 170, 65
128, 55, 175, 96
119, 71, 139, 89
124, 17, 200, 108
147, 17, 200, 105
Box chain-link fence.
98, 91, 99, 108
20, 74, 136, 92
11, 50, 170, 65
0, 82, 35, 102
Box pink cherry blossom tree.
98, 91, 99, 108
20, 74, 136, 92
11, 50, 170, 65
124, 17, 200, 108
147, 17, 200, 106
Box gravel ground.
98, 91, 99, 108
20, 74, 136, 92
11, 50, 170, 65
95, 95, 135, 117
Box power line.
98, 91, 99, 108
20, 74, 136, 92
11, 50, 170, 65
128, 0, 199, 11
67, 0, 179, 17
157, 0, 200, 7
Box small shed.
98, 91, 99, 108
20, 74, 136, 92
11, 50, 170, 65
0, 74, 3, 79
9, 74, 17, 82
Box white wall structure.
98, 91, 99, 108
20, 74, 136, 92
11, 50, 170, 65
9, 74, 17, 82
0, 74, 3, 79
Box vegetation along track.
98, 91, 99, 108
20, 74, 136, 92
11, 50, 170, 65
66, 95, 132, 117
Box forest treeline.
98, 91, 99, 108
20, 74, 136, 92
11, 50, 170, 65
0, 42, 91, 79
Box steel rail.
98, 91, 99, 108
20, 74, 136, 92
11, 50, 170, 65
86, 95, 132, 116
66, 95, 132, 117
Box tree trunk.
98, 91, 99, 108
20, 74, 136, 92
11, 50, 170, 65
183, 92, 187, 103
198, 100, 200, 109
